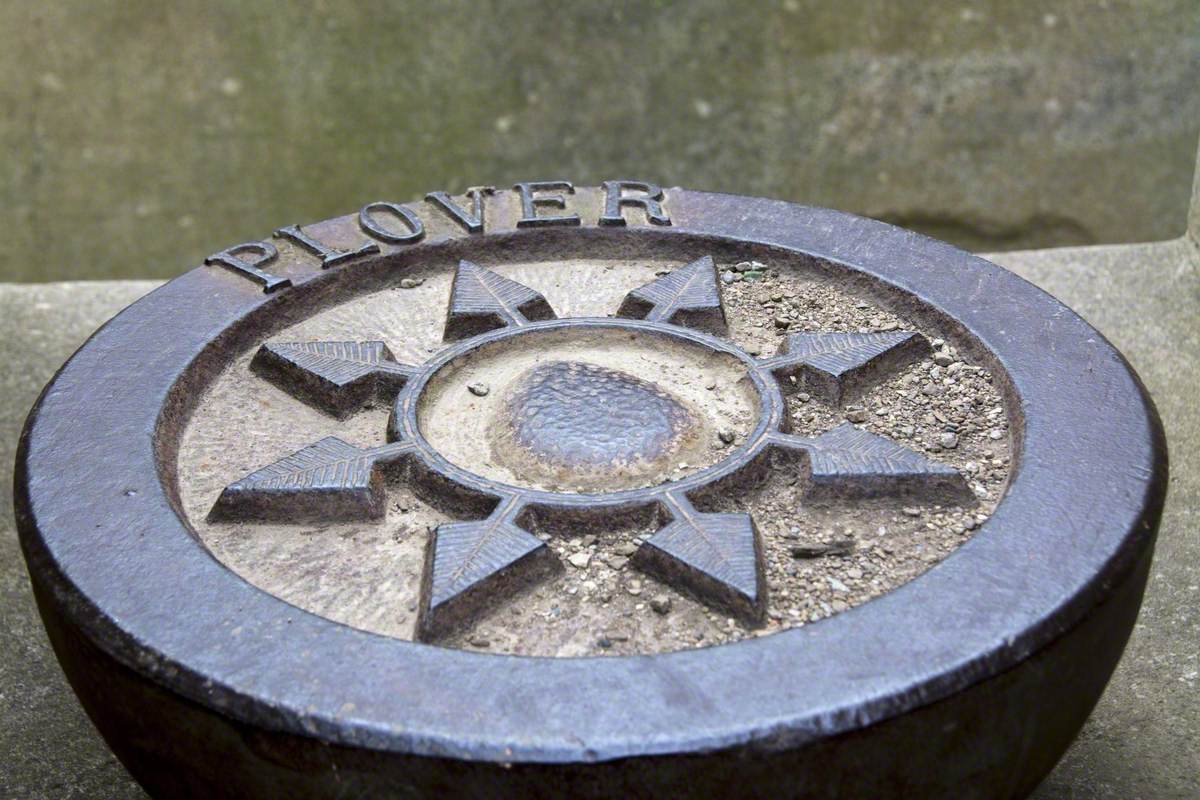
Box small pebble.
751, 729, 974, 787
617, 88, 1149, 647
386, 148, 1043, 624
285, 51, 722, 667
650, 594, 673, 615
468, 382, 490, 397
567, 552, 591, 569
939, 432, 959, 449
790, 539, 855, 558
717, 428, 736, 445
932, 352, 954, 367
845, 407, 869, 423
399, 277, 424, 289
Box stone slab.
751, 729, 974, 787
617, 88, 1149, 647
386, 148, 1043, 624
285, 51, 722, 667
0, 281, 157, 799
991, 237, 1200, 800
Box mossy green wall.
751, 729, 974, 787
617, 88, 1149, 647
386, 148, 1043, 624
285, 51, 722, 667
2, 1, 1197, 281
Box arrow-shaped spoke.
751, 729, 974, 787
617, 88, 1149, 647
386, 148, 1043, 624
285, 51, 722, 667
443, 259, 556, 341
617, 255, 727, 335
417, 497, 560, 641
771, 423, 971, 503
759, 330, 927, 404
253, 340, 417, 418
632, 492, 766, 625
208, 438, 412, 523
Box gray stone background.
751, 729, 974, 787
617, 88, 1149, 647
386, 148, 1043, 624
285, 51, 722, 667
1, 0, 1198, 282
1, 1, 1198, 798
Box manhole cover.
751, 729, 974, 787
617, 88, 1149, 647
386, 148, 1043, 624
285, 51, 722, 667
16, 182, 1167, 798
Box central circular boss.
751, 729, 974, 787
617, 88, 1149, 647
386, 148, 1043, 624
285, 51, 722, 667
501, 359, 697, 477
395, 319, 774, 495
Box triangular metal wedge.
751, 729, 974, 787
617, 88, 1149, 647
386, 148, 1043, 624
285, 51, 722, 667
632, 494, 766, 625
252, 340, 416, 417
208, 439, 412, 523
417, 500, 561, 641
616, 255, 727, 335
772, 423, 972, 504
760, 330, 927, 404
443, 259, 556, 341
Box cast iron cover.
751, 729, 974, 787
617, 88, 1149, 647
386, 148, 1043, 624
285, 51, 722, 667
15, 182, 1167, 798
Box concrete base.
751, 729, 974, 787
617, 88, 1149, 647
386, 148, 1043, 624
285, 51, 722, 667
989, 237, 1200, 799
1, 228, 1196, 797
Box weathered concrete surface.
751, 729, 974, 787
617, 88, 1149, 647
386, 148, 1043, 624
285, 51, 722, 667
0, 282, 156, 799
993, 237, 1200, 800
1000, 142, 1200, 798
2, 0, 1198, 282
992, 137, 1200, 796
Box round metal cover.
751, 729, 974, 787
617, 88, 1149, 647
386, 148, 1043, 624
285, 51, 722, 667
15, 183, 1167, 798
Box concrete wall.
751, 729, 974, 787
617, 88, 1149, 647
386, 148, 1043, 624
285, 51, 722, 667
2, 0, 1197, 281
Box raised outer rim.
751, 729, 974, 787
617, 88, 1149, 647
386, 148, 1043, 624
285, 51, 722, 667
14, 189, 1167, 764
394, 316, 784, 505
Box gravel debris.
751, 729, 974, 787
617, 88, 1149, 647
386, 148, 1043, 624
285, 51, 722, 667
433, 258, 1012, 657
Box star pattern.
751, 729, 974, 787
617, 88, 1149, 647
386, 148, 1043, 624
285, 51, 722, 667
212, 257, 969, 640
